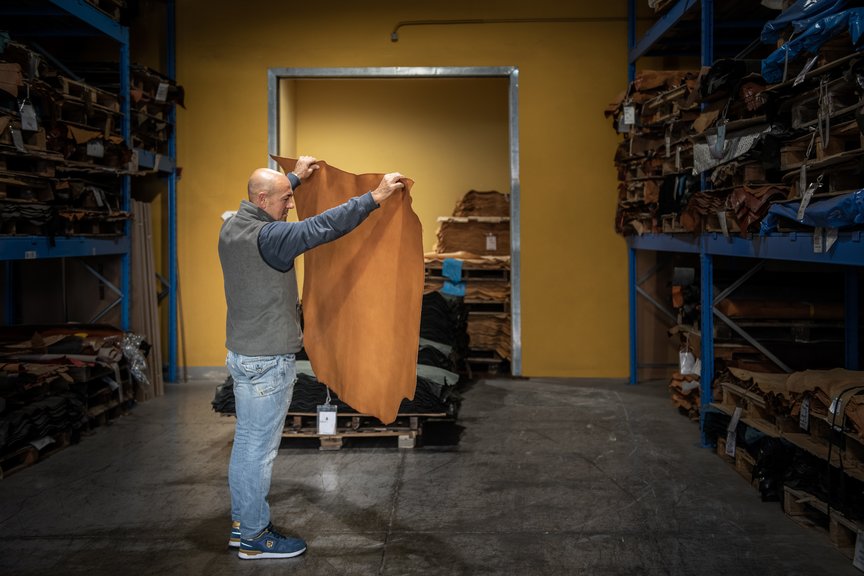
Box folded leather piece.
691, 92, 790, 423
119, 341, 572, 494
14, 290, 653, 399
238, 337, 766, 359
271, 156, 423, 424
728, 184, 789, 232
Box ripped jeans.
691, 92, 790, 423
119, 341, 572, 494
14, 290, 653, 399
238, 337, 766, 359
226, 351, 297, 539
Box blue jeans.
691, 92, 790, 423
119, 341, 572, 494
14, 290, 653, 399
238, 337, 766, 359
226, 351, 296, 539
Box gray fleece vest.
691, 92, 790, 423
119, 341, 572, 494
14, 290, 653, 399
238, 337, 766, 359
218, 202, 303, 356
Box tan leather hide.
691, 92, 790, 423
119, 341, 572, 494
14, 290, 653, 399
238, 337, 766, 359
272, 156, 422, 424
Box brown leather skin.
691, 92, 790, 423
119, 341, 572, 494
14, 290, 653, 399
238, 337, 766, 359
272, 156, 423, 424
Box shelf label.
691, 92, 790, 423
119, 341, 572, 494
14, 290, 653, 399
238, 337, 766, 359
24, 250, 36, 260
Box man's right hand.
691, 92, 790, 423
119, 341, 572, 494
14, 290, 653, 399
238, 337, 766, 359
371, 172, 407, 205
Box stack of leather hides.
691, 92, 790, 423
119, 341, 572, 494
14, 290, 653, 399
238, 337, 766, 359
452, 190, 509, 218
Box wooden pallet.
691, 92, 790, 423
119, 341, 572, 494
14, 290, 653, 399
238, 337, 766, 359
282, 412, 448, 450
784, 485, 862, 559
0, 430, 71, 480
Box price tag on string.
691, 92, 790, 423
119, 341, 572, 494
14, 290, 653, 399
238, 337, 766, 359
317, 387, 337, 436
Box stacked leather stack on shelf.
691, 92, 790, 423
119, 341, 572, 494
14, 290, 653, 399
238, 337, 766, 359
0, 33, 130, 236
612, 1, 864, 421
129, 64, 183, 174
607, 4, 864, 239
0, 324, 150, 478
425, 190, 511, 375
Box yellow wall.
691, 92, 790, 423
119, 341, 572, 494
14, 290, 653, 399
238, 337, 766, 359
176, 1, 630, 378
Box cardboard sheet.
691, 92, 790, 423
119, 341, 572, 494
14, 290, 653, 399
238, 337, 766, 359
272, 156, 423, 424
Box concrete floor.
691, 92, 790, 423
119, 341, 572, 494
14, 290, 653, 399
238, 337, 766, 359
0, 376, 857, 576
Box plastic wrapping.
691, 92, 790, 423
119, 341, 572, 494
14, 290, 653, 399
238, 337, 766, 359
760, 189, 864, 232
762, 8, 864, 83
122, 332, 151, 387
761, 0, 846, 44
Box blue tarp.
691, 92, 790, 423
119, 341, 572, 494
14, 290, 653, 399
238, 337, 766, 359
760, 189, 864, 233
761, 0, 847, 44
761, 8, 864, 83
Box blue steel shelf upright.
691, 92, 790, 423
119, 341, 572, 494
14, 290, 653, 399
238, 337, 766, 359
0, 0, 132, 329
625, 0, 863, 445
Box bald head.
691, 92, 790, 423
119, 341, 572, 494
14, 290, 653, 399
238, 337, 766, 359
247, 168, 295, 221
247, 168, 288, 201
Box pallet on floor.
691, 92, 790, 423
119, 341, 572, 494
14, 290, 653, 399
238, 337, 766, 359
783, 485, 863, 560
715, 436, 759, 489
282, 411, 449, 450
0, 430, 71, 480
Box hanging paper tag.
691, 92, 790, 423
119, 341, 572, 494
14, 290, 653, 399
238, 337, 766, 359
155, 82, 169, 102
826, 227, 838, 252
829, 395, 840, 415
854, 532, 864, 572
485, 233, 497, 252
813, 227, 824, 253
717, 211, 729, 238
86, 139, 105, 158
93, 188, 105, 207
623, 105, 635, 126
20, 102, 38, 131
725, 406, 742, 457
317, 404, 337, 435
665, 126, 671, 158
10, 126, 26, 152
799, 397, 810, 431
793, 55, 819, 86
797, 182, 817, 220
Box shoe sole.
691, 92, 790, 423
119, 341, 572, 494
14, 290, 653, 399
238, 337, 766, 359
228, 539, 240, 548
238, 547, 307, 560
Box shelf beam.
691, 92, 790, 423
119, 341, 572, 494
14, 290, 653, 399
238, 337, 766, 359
628, 0, 699, 63
47, 0, 127, 43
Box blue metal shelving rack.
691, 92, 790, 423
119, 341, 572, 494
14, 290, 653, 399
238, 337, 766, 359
625, 0, 864, 444
0, 0, 132, 330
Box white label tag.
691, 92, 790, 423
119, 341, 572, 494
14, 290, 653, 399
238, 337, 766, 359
30, 435, 54, 451
129, 149, 139, 172
854, 530, 864, 571
799, 397, 810, 431
93, 188, 105, 207
826, 227, 838, 252
718, 211, 729, 238
794, 55, 819, 86
725, 406, 742, 457
623, 105, 635, 125
155, 82, 169, 102
20, 102, 38, 131
485, 234, 497, 251
829, 395, 840, 415
813, 227, 824, 253
11, 127, 26, 152
317, 404, 337, 435
725, 430, 737, 457
86, 140, 105, 158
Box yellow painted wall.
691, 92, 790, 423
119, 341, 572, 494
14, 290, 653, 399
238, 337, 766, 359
175, 1, 630, 378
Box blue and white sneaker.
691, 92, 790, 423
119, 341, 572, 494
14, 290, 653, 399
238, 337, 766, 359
238, 523, 307, 560
228, 520, 241, 548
